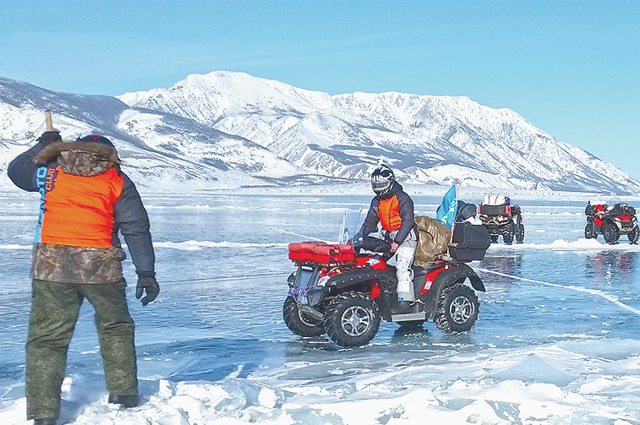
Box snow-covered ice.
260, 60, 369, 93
1, 189, 639, 424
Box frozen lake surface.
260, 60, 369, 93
1, 189, 640, 424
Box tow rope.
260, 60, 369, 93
277, 229, 326, 242
476, 267, 640, 317
161, 272, 290, 284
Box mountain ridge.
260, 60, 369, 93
1, 71, 638, 194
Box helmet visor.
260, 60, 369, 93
371, 180, 391, 193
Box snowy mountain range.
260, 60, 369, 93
1, 71, 639, 194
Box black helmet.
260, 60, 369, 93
371, 164, 395, 196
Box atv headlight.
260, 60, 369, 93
287, 272, 296, 287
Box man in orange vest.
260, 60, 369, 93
358, 164, 418, 303
8, 131, 159, 425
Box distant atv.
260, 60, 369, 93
478, 194, 524, 244
283, 222, 490, 348
585, 201, 638, 244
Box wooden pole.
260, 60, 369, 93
45, 110, 53, 131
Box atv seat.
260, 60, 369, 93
413, 265, 426, 277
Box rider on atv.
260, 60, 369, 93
284, 198, 491, 347
585, 200, 639, 244
355, 164, 418, 305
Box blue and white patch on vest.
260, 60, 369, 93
34, 166, 58, 242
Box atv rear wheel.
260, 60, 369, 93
515, 224, 525, 243
434, 283, 479, 334
603, 223, 619, 244
503, 228, 514, 245
584, 222, 596, 239
283, 296, 325, 337
629, 227, 639, 244
324, 292, 380, 347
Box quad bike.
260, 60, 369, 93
283, 222, 491, 348
478, 194, 524, 244
585, 201, 639, 244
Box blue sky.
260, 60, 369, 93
1, 0, 639, 180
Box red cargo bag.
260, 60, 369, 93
288, 241, 316, 263
289, 241, 355, 265
310, 243, 355, 264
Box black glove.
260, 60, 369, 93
136, 271, 159, 306
37, 131, 62, 145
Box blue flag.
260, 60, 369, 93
436, 184, 458, 228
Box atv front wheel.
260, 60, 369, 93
283, 296, 325, 337
603, 223, 619, 244
324, 292, 380, 347
490, 235, 499, 243
584, 222, 596, 239
434, 283, 479, 333
629, 227, 639, 244
515, 224, 525, 243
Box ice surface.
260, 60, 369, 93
0, 189, 639, 424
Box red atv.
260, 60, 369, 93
478, 194, 524, 244
283, 222, 491, 347
585, 201, 639, 244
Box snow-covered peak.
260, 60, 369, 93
118, 71, 332, 124
2, 72, 639, 194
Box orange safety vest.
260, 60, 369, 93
37, 167, 124, 248
377, 195, 402, 231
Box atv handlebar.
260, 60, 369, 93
352, 236, 394, 261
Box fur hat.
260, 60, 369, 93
33, 135, 120, 165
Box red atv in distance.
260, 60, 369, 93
283, 222, 490, 348
585, 201, 639, 244
477, 194, 524, 244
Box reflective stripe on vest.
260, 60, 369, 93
378, 195, 402, 231
37, 167, 124, 248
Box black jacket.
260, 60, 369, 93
360, 182, 416, 244
8, 139, 155, 276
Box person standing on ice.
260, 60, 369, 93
357, 164, 418, 304
7, 130, 159, 425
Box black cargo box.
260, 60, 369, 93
609, 203, 636, 217
479, 203, 507, 216
449, 222, 491, 262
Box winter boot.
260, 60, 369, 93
108, 394, 140, 408
33, 419, 57, 425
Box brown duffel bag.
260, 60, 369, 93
414, 215, 451, 266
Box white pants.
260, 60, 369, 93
385, 228, 417, 302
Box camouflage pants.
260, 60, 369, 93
26, 279, 137, 420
